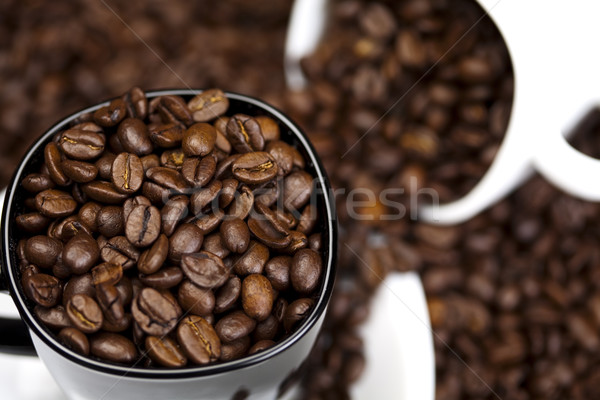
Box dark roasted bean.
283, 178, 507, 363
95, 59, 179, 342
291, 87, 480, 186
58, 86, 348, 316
81, 181, 129, 204
63, 233, 99, 275
220, 217, 250, 254
125, 204, 161, 247
96, 206, 124, 238
161, 195, 189, 236
25, 235, 62, 269
181, 251, 229, 289
177, 315, 221, 364
117, 118, 153, 156
232, 241, 269, 276
265, 256, 291, 291
168, 223, 204, 263
188, 89, 229, 122
100, 236, 140, 269
138, 234, 169, 274
214, 275, 242, 314
139, 266, 183, 289
182, 123, 217, 157
16, 212, 51, 233
145, 336, 187, 368
35, 189, 77, 218
61, 160, 98, 183
283, 298, 314, 333
66, 294, 103, 333
226, 114, 265, 153
35, 305, 71, 330
132, 287, 181, 336
93, 99, 127, 128
111, 152, 144, 194
215, 310, 257, 343
242, 274, 274, 322
290, 249, 322, 294
149, 123, 184, 148
231, 151, 278, 184
58, 327, 90, 356
90, 332, 137, 364
181, 154, 216, 187
23, 273, 61, 307
178, 280, 215, 316
22, 173, 56, 193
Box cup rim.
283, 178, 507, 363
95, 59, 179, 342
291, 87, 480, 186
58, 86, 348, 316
1, 89, 338, 378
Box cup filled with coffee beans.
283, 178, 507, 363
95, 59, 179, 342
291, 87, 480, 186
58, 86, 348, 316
0, 88, 336, 400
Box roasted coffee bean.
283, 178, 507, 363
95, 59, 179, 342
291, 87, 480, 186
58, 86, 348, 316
181, 251, 229, 289
116, 118, 152, 156
111, 152, 144, 194
81, 181, 129, 204
59, 127, 106, 160
25, 235, 62, 269
142, 181, 171, 205
160, 148, 187, 170
91, 263, 123, 287
265, 256, 291, 291
16, 212, 51, 233
233, 241, 269, 276
145, 336, 187, 368
231, 151, 278, 184
96, 283, 125, 322
146, 166, 189, 193
284, 298, 314, 333
190, 180, 222, 216
62, 273, 95, 306
188, 89, 229, 122
35, 189, 77, 218
202, 233, 230, 259
157, 95, 193, 126
248, 204, 291, 249
214, 117, 232, 153
149, 123, 184, 148
90, 332, 137, 364
297, 204, 317, 234
178, 280, 215, 316
220, 336, 251, 361
253, 315, 279, 342
215, 310, 256, 343
218, 178, 238, 209
214, 154, 241, 180
255, 116, 280, 142
122, 196, 152, 223
226, 185, 254, 220
66, 294, 103, 333
139, 266, 183, 289
177, 315, 221, 364
242, 274, 274, 321
22, 273, 61, 307
114, 276, 133, 305
93, 99, 127, 128
63, 233, 99, 274
193, 211, 224, 235
22, 173, 56, 193
96, 206, 124, 238
161, 195, 189, 236
125, 204, 161, 247
48, 215, 92, 242
60, 160, 98, 183
308, 233, 322, 252
44, 142, 70, 186
290, 249, 322, 294
181, 154, 216, 187
182, 123, 217, 157
132, 287, 181, 336
100, 236, 140, 269
226, 114, 265, 153
78, 202, 102, 232
168, 223, 204, 263
58, 327, 90, 356
140, 154, 160, 172
214, 275, 242, 314
282, 171, 313, 212
34, 305, 71, 330
138, 234, 169, 274
220, 218, 250, 254
122, 86, 148, 120
266, 141, 295, 176
282, 231, 308, 254
95, 152, 116, 180
248, 339, 275, 355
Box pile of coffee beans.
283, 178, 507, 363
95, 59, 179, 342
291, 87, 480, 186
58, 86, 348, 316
14, 87, 326, 368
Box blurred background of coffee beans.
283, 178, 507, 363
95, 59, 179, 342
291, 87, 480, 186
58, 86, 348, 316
2, 0, 599, 399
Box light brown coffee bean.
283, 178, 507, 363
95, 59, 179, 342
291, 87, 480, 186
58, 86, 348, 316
220, 218, 250, 254
177, 315, 221, 364
181, 251, 229, 289
125, 204, 161, 247
66, 294, 103, 334
290, 248, 323, 294
35, 189, 77, 218
182, 123, 217, 157
215, 310, 256, 343
111, 152, 144, 194
231, 151, 278, 184
145, 336, 187, 368
188, 89, 229, 122
242, 274, 274, 322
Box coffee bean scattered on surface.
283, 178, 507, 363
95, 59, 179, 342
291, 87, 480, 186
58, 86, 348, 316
15, 87, 325, 368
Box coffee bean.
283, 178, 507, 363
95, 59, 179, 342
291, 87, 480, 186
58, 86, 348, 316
181, 251, 229, 289
122, 86, 148, 120
283, 298, 314, 333
22, 273, 61, 307
220, 336, 251, 361
218, 178, 238, 209
111, 152, 144, 194
146, 166, 189, 193
181, 154, 216, 187
248, 339, 275, 355
215, 310, 256, 343
265, 256, 291, 291
188, 89, 229, 122
132, 287, 181, 336
63, 232, 99, 274
25, 235, 62, 269
81, 181, 129, 204
253, 315, 279, 342
233, 241, 269, 276
93, 99, 127, 128
60, 159, 98, 183
160, 148, 187, 170
100, 236, 140, 269
90, 332, 137, 364
48, 215, 92, 242
148, 123, 184, 148
177, 280, 215, 316
214, 275, 241, 314
193, 211, 224, 235
142, 181, 171, 205
66, 294, 103, 334
226, 114, 265, 153
266, 141, 295, 176
92, 206, 122, 238
22, 173, 56, 193
117, 118, 153, 156
308, 233, 322, 252
139, 266, 183, 289
177, 315, 221, 364
59, 127, 106, 160
214, 154, 241, 180
122, 196, 151, 223
157, 95, 193, 127
190, 180, 222, 216
242, 274, 274, 321
255, 116, 280, 142
124, 204, 161, 247
138, 234, 169, 274
62, 273, 95, 307
248, 204, 291, 249
231, 151, 278, 184
35, 189, 77, 218
226, 185, 254, 220
182, 123, 217, 157
44, 142, 70, 186
34, 305, 71, 330
202, 233, 231, 259
140, 154, 160, 172
161, 195, 189, 236
297, 204, 317, 234
95, 152, 116, 180
220, 217, 250, 254
282, 171, 313, 212
96, 283, 125, 325
58, 327, 90, 356
145, 336, 187, 368
168, 223, 204, 263
282, 230, 308, 254
91, 262, 123, 287
16, 212, 51, 234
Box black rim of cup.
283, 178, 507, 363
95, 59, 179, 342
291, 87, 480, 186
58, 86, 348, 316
0, 89, 338, 378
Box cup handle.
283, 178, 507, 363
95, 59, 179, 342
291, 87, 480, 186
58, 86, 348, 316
0, 187, 37, 356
